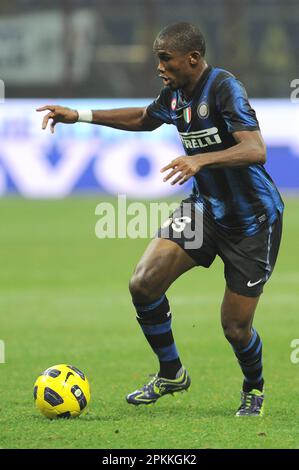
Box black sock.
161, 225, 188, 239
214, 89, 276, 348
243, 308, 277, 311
134, 295, 182, 379
232, 328, 264, 393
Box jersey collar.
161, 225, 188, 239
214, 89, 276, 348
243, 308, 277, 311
192, 64, 213, 97
179, 65, 213, 104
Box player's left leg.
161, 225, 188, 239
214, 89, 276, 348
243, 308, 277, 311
218, 212, 283, 416
221, 287, 265, 416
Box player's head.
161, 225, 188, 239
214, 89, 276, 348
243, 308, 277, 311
153, 22, 206, 91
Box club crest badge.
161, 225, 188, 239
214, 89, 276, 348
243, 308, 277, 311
171, 98, 177, 111
197, 102, 209, 119
183, 107, 192, 123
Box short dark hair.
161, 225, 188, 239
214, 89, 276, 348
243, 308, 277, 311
154, 22, 206, 56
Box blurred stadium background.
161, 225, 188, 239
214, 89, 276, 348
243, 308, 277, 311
0, 0, 298, 197
0, 0, 299, 450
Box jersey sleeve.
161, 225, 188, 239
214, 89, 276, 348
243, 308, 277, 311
146, 87, 173, 124
216, 77, 260, 133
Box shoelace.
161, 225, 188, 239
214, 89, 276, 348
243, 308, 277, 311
142, 375, 158, 393
242, 392, 262, 411
245, 394, 253, 408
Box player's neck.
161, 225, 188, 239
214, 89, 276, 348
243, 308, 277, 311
182, 61, 209, 100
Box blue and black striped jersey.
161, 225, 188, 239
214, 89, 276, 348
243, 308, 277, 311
147, 65, 284, 235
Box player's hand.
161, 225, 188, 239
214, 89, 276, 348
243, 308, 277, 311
36, 105, 79, 134
160, 156, 202, 185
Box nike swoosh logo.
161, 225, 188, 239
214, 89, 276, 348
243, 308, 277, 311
172, 112, 184, 120
65, 372, 74, 382
247, 279, 263, 287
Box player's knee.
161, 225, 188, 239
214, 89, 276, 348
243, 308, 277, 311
128, 274, 147, 301
222, 324, 251, 348
129, 268, 163, 303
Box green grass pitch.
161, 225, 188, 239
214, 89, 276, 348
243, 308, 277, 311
0, 196, 298, 449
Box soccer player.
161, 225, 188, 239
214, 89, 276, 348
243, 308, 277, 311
37, 22, 284, 416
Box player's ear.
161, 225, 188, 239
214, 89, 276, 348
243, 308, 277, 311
189, 52, 201, 66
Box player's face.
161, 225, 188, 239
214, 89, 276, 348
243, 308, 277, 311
155, 46, 193, 91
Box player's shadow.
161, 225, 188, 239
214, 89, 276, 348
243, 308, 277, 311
124, 406, 232, 419
78, 414, 121, 422
78, 404, 232, 421
32, 396, 233, 421
31, 413, 115, 422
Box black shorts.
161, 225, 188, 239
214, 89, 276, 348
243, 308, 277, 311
157, 198, 283, 297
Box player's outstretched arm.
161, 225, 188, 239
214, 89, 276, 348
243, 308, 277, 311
36, 105, 79, 134
91, 108, 162, 132
36, 105, 161, 134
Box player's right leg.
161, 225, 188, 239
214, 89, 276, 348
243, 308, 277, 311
127, 237, 195, 405
126, 199, 217, 405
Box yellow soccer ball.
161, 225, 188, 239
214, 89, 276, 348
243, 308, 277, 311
34, 364, 90, 419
